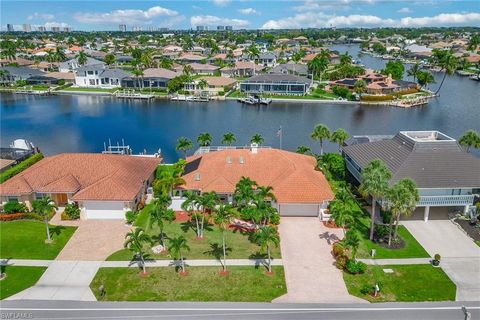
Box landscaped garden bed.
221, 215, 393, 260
0, 266, 47, 300
343, 264, 456, 302
90, 266, 286, 302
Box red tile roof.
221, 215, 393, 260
181, 148, 334, 204
0, 154, 160, 201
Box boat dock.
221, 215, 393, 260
171, 94, 210, 102
14, 88, 50, 95
237, 95, 272, 105
115, 90, 154, 100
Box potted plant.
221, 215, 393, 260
432, 253, 441, 266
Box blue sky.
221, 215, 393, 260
1, 0, 480, 31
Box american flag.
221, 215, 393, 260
276, 126, 282, 137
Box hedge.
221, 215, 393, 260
0, 213, 27, 221
360, 95, 395, 102
0, 153, 44, 183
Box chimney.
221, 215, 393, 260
250, 143, 258, 154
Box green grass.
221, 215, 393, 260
343, 264, 456, 302
475, 240, 480, 247
0, 153, 44, 183
227, 89, 339, 100
0, 266, 47, 300
90, 266, 286, 302
60, 87, 117, 93
0, 221, 77, 260
106, 204, 281, 261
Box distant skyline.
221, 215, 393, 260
1, 0, 480, 31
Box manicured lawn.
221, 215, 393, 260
343, 264, 456, 302
61, 87, 117, 93
106, 204, 281, 261
0, 266, 47, 300
0, 221, 77, 260
227, 89, 339, 100
90, 266, 286, 302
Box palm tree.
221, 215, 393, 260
169, 235, 190, 274
77, 51, 87, 66
54, 46, 66, 63
104, 53, 116, 66
176, 137, 194, 158
247, 44, 260, 60
307, 49, 330, 79
221, 132, 236, 146
213, 204, 237, 272
154, 166, 185, 197
416, 71, 435, 89
296, 145, 311, 154
181, 190, 201, 237
407, 63, 421, 83
432, 49, 458, 95
253, 226, 280, 273
353, 80, 367, 95
159, 56, 173, 69
196, 191, 219, 238
197, 79, 208, 92
311, 124, 331, 156
390, 179, 419, 241
183, 64, 194, 76
197, 132, 213, 147
36, 196, 57, 242
340, 52, 352, 66
330, 128, 350, 152
234, 176, 258, 208
149, 200, 176, 251
250, 134, 264, 145
141, 50, 154, 69
132, 68, 144, 89
344, 228, 360, 261
459, 130, 480, 153
124, 228, 151, 274
360, 159, 392, 241
329, 198, 354, 236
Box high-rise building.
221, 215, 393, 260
132, 25, 142, 32
196, 26, 205, 31
148, 26, 157, 32
7, 24, 14, 32
51, 26, 60, 32
159, 27, 169, 32
217, 25, 225, 31
63, 27, 72, 32
37, 26, 46, 32
119, 24, 127, 32
225, 26, 233, 31
22, 24, 31, 32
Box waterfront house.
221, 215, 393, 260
0, 153, 160, 220
74, 64, 130, 88
184, 76, 236, 95
122, 68, 181, 89
220, 61, 264, 77
0, 57, 33, 67
175, 63, 219, 75
0, 66, 45, 84
253, 52, 277, 67
170, 146, 334, 217
59, 57, 105, 73
270, 63, 309, 77
342, 131, 480, 221
240, 74, 312, 95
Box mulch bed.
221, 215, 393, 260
455, 219, 480, 241
174, 211, 190, 222
323, 220, 342, 229
376, 237, 406, 250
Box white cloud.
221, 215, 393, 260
238, 8, 260, 15
262, 12, 480, 29
294, 0, 374, 11
398, 7, 411, 13
27, 12, 55, 21
212, 0, 231, 7
190, 15, 249, 28
74, 6, 181, 25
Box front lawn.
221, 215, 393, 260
0, 266, 47, 300
106, 205, 281, 261
343, 264, 456, 302
0, 221, 77, 260
90, 266, 286, 302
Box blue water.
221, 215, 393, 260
1, 45, 479, 162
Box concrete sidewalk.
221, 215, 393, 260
358, 258, 431, 265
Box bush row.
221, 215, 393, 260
333, 242, 367, 275
360, 94, 395, 102
0, 153, 44, 183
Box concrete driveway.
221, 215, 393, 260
402, 220, 480, 301
56, 220, 131, 261
273, 217, 365, 303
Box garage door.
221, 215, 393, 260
84, 201, 126, 220
278, 203, 319, 217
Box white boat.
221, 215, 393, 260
10, 139, 35, 151
237, 95, 272, 105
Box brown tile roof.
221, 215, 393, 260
143, 68, 180, 79
0, 154, 160, 201
200, 76, 236, 87
181, 148, 334, 204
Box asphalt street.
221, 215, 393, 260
1, 300, 479, 320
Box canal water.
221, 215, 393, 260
1, 45, 479, 162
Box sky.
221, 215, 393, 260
1, 0, 480, 31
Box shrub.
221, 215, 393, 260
332, 85, 351, 99
360, 284, 374, 295
0, 213, 27, 221
217, 91, 225, 96
434, 253, 441, 261
346, 260, 367, 274
25, 211, 53, 221
3, 201, 28, 214
57, 79, 65, 86
63, 203, 80, 220
0, 153, 44, 183
374, 224, 390, 241
332, 242, 345, 257
125, 210, 137, 224
335, 254, 348, 270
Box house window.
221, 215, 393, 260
7, 196, 18, 202
87, 71, 94, 75
36, 193, 46, 200
89, 79, 95, 85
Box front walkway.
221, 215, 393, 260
273, 217, 365, 303
402, 220, 480, 301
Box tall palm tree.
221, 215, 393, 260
329, 197, 354, 236
311, 123, 331, 156
340, 52, 352, 66
77, 51, 87, 66
416, 71, 435, 89
213, 204, 237, 272
149, 200, 176, 251
234, 176, 258, 208
197, 79, 208, 92
181, 190, 201, 237
141, 50, 154, 69
132, 68, 144, 89
360, 159, 392, 241
353, 80, 367, 94
36, 196, 57, 242
247, 44, 260, 60
169, 235, 190, 273
330, 128, 350, 152
391, 179, 419, 240
407, 63, 421, 83
124, 228, 151, 274
159, 56, 173, 69
253, 226, 280, 273
197, 132, 213, 147
221, 132, 236, 146
432, 49, 458, 95
154, 167, 185, 197
196, 191, 219, 238
182, 64, 194, 76
250, 134, 264, 145
54, 46, 66, 63
176, 137, 194, 158
459, 130, 480, 153
344, 228, 360, 261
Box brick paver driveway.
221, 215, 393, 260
56, 220, 131, 261
273, 217, 365, 303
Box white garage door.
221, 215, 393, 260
84, 201, 126, 220
278, 203, 319, 217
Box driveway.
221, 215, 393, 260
7, 261, 100, 301
402, 220, 480, 301
273, 217, 365, 303
56, 220, 131, 261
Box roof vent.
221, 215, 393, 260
195, 173, 201, 181
226, 156, 232, 164
239, 156, 245, 164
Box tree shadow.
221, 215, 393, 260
180, 221, 197, 234
204, 243, 232, 268
49, 225, 66, 239
319, 231, 340, 245
248, 252, 268, 270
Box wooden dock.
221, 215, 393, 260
115, 90, 154, 100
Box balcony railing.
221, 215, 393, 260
418, 195, 474, 206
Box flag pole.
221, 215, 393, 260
280, 126, 283, 150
